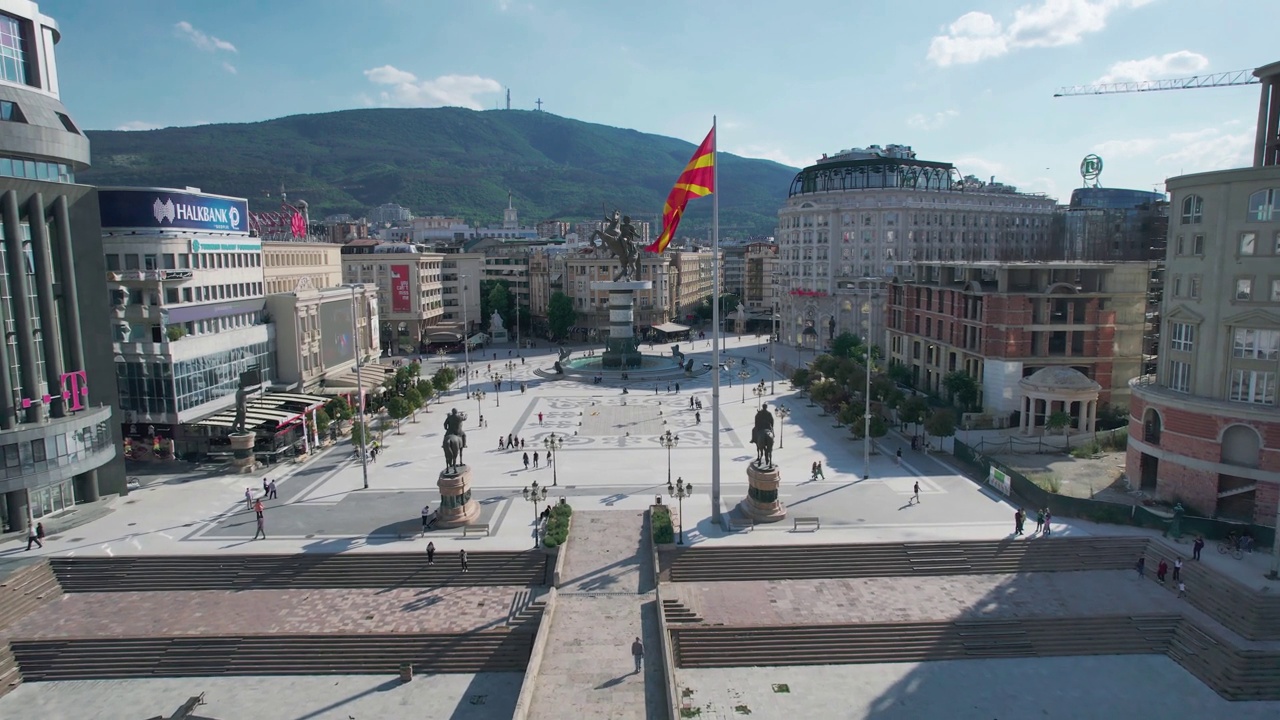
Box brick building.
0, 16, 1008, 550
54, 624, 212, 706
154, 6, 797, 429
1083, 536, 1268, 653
886, 261, 1148, 423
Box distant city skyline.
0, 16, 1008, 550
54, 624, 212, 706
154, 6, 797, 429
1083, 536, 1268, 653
39, 0, 1280, 201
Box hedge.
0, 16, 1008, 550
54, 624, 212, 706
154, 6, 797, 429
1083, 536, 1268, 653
652, 505, 674, 544
542, 499, 573, 549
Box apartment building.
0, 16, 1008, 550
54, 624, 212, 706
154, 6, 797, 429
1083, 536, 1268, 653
340, 241, 443, 354
262, 241, 341, 294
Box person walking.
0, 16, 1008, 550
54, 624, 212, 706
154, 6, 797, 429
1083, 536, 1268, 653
267, 480, 278, 500
262, 477, 270, 495
422, 505, 433, 534
631, 636, 644, 673
810, 462, 819, 481
1192, 536, 1204, 561
245, 487, 254, 511
690, 396, 695, 410
370, 446, 379, 463
254, 499, 264, 520
426, 541, 436, 565
520, 438, 525, 450
1014, 509, 1025, 535
538, 412, 544, 425
895, 448, 903, 466
523, 452, 530, 470
1173, 557, 1183, 582
912, 481, 920, 504
1043, 508, 1052, 536
1035, 509, 1045, 534
254, 514, 266, 540
695, 411, 701, 424
25, 521, 42, 550
460, 549, 469, 573
533, 451, 540, 468
815, 462, 825, 479
1177, 580, 1187, 599
1136, 556, 1146, 578
1157, 559, 1168, 584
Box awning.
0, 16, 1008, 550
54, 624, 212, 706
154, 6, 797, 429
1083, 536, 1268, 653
468, 333, 489, 346
653, 322, 691, 333
192, 392, 329, 431
319, 369, 387, 395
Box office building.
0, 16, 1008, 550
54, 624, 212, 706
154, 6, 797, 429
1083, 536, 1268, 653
340, 240, 444, 354
262, 241, 342, 295
265, 284, 380, 395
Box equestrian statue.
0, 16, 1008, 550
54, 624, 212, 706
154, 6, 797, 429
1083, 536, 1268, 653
442, 407, 468, 472
751, 404, 775, 468
589, 209, 644, 281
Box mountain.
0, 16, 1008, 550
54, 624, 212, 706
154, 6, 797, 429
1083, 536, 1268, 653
81, 108, 798, 238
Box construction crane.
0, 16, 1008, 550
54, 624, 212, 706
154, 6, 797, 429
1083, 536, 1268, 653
1054, 68, 1259, 97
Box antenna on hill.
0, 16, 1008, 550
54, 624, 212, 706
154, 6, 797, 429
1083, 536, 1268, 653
506, 88, 511, 111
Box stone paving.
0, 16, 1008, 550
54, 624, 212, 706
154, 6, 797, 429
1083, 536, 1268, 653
6, 586, 521, 639
669, 570, 1187, 626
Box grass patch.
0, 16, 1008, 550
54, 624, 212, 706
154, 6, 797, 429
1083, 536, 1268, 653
1029, 473, 1062, 493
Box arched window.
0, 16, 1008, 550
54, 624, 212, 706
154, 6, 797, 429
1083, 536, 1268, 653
1247, 189, 1280, 222
1180, 195, 1203, 224
1221, 424, 1261, 468
1142, 407, 1161, 444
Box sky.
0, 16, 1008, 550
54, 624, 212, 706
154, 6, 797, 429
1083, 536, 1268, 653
39, 0, 1280, 202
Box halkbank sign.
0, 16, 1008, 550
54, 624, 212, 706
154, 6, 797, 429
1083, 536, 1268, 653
98, 188, 249, 233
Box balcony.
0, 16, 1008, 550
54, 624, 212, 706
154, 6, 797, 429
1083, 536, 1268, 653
108, 270, 194, 282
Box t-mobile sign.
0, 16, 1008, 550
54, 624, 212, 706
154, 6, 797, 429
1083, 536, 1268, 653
391, 264, 411, 313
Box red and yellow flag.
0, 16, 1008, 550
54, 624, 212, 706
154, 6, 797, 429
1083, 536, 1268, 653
646, 126, 715, 253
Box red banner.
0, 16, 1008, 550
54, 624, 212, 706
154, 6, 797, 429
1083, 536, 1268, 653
391, 264, 411, 313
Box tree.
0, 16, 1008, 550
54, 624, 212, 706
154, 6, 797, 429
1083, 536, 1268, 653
386, 398, 412, 434
432, 371, 452, 394
924, 408, 957, 449
326, 397, 352, 422
485, 281, 512, 330
942, 371, 980, 412
315, 408, 332, 438
899, 395, 928, 433
886, 362, 912, 388
407, 360, 421, 378
350, 420, 369, 447
850, 413, 889, 440
1046, 410, 1072, 435
415, 379, 435, 410
831, 332, 862, 359
791, 368, 811, 389
404, 387, 423, 422
548, 291, 576, 340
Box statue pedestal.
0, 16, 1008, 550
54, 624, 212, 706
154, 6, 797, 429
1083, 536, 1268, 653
436, 464, 480, 528
228, 432, 256, 474
738, 462, 786, 523
590, 280, 651, 369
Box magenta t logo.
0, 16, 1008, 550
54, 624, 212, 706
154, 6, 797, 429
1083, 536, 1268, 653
60, 370, 89, 411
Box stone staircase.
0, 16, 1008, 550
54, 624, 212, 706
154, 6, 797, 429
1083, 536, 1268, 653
0, 561, 64, 698
50, 551, 549, 592
661, 599, 703, 624
1143, 544, 1280, 641
1168, 621, 1280, 701
8, 631, 534, 681
671, 615, 1180, 667
663, 537, 1148, 583
508, 588, 549, 630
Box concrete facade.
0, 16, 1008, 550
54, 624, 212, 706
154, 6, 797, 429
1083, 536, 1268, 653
265, 284, 379, 393
340, 242, 443, 353
261, 241, 341, 295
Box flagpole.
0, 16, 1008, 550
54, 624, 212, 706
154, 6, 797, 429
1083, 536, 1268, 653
710, 116, 722, 527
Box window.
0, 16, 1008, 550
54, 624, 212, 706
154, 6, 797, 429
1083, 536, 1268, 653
1189, 275, 1201, 300
105, 254, 120, 271
1180, 195, 1203, 224
1175, 235, 1185, 255
124, 254, 139, 270
1230, 370, 1275, 404
1170, 322, 1194, 352
1248, 189, 1280, 222
1233, 329, 1280, 360
1240, 232, 1257, 256
54, 112, 79, 134
1236, 278, 1253, 301
1275, 231, 1280, 255
1171, 275, 1182, 297
1273, 279, 1280, 302
143, 255, 157, 271
0, 14, 31, 86
1193, 235, 1205, 255
1168, 360, 1191, 393
162, 254, 176, 270
0, 100, 25, 123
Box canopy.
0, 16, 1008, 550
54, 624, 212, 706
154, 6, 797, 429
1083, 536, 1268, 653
652, 322, 691, 333
192, 392, 328, 431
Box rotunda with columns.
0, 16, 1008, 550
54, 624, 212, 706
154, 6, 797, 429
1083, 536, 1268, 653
1017, 366, 1101, 436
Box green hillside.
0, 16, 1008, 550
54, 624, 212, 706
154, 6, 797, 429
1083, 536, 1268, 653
81, 108, 797, 238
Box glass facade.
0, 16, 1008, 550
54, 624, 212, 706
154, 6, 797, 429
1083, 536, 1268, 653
116, 341, 274, 416
0, 416, 112, 483
0, 156, 75, 184
0, 13, 31, 86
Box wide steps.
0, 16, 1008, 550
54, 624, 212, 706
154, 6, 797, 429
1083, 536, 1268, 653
1142, 545, 1280, 642
50, 552, 549, 593
10, 632, 533, 681
662, 599, 704, 624
1167, 622, 1280, 701
0, 562, 63, 631
666, 538, 1148, 583
671, 615, 1179, 668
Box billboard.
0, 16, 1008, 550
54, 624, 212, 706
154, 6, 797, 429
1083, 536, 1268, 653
319, 299, 356, 369
98, 188, 249, 233
390, 264, 411, 313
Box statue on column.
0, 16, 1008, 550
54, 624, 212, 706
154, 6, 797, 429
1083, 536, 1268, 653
751, 404, 775, 468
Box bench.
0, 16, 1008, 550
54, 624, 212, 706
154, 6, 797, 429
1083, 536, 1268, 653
793, 516, 821, 532
728, 517, 755, 533
463, 523, 491, 537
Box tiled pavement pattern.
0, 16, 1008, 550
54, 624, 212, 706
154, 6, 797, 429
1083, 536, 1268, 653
6, 586, 522, 639
670, 570, 1187, 626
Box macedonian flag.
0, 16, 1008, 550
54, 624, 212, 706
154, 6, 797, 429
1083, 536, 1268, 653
647, 126, 715, 253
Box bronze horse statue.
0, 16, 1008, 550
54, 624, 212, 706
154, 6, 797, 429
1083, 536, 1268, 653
589, 210, 643, 281
751, 404, 775, 468
443, 434, 465, 471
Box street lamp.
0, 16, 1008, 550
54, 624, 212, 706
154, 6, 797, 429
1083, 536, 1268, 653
738, 369, 750, 403
435, 348, 447, 370
543, 433, 563, 486
344, 284, 370, 490
473, 390, 485, 422
752, 382, 766, 406
522, 480, 548, 547
668, 476, 693, 545
659, 430, 679, 485
460, 274, 472, 397
862, 341, 872, 481
490, 373, 503, 406
777, 404, 790, 449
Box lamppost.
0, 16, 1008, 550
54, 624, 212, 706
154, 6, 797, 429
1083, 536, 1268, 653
490, 372, 503, 406
543, 433, 562, 486
461, 274, 472, 397
344, 284, 370, 490
435, 348, 447, 370
752, 382, 766, 406
667, 476, 693, 545
862, 340, 872, 481
473, 390, 485, 422
659, 429, 679, 485
522, 479, 548, 547
770, 294, 778, 395
738, 369, 750, 403
777, 404, 790, 449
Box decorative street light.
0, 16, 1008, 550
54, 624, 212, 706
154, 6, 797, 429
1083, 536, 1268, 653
752, 381, 766, 406
473, 390, 485, 423
460, 274, 472, 397
435, 348, 448, 370
667, 476, 693, 545
738, 369, 750, 403
490, 373, 503, 406
777, 404, 790, 449
659, 430, 679, 485
523, 479, 548, 547
543, 432, 563, 486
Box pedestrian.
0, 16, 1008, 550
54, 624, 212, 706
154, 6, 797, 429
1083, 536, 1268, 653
36, 522, 45, 544
25, 521, 42, 550
460, 549, 469, 573
1014, 509, 1024, 535
1173, 557, 1183, 582
254, 515, 266, 540
1043, 508, 1052, 536
480, 415, 486, 428
675, 383, 680, 393
263, 477, 270, 495
533, 451, 540, 468
1192, 536, 1204, 561
538, 412, 544, 425
245, 487, 254, 510
1136, 556, 1146, 578
1035, 509, 1045, 534
254, 499, 264, 520
912, 481, 920, 504
816, 462, 825, 479
426, 541, 436, 565
1157, 559, 1168, 584
521, 438, 525, 450
695, 411, 701, 424
523, 452, 530, 469
690, 396, 695, 410
267, 480, 278, 500
508, 433, 514, 447
499, 437, 505, 450
370, 446, 379, 463
895, 448, 903, 466
1177, 580, 1187, 599
422, 505, 432, 533
810, 462, 818, 481
631, 636, 644, 672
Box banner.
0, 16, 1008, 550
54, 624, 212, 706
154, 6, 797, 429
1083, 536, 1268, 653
391, 264, 411, 313
99, 189, 248, 233
987, 466, 1011, 496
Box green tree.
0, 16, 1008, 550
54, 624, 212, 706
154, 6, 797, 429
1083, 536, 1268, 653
485, 280, 513, 330
407, 360, 422, 378
850, 413, 889, 440
432, 371, 452, 394
415, 379, 435, 410
831, 332, 862, 358
942, 371, 980, 412
886, 361, 912, 388
547, 291, 576, 340
404, 387, 423, 422
899, 395, 929, 433
386, 397, 412, 434
1046, 410, 1072, 435
350, 420, 369, 447
924, 408, 957, 449
326, 397, 353, 422
315, 408, 332, 438
791, 368, 811, 388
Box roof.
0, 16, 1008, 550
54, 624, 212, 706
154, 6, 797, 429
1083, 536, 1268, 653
653, 322, 690, 333
192, 392, 328, 431
1019, 366, 1101, 393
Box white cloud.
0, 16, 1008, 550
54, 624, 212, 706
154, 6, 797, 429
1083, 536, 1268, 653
363, 66, 502, 110
731, 145, 810, 169
954, 155, 1061, 199
174, 21, 237, 53
928, 0, 1154, 67
907, 110, 959, 131
221, 62, 237, 75
116, 121, 161, 132
1092, 127, 1252, 173
1094, 50, 1208, 84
